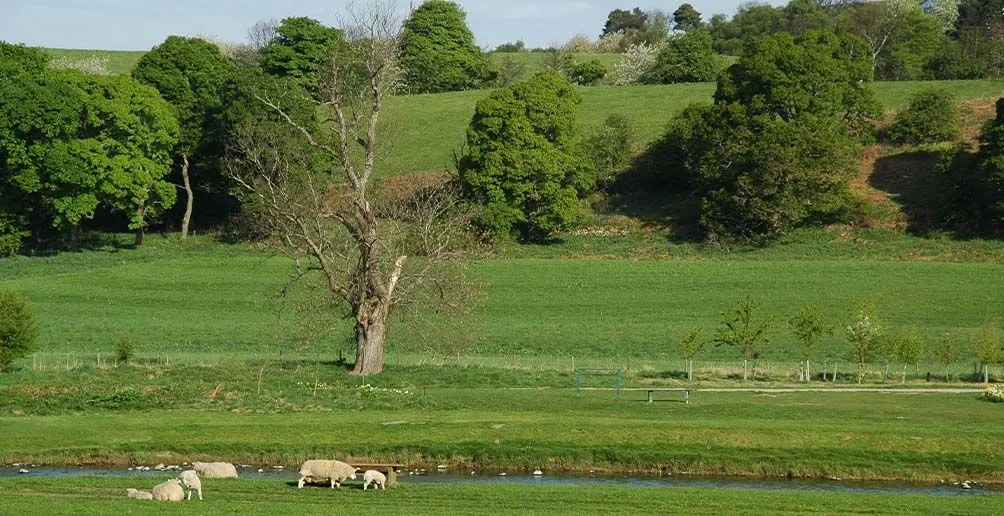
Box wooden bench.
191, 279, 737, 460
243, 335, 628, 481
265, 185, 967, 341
645, 388, 690, 404
348, 463, 403, 488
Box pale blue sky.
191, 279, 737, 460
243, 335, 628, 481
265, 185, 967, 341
1, 1, 779, 51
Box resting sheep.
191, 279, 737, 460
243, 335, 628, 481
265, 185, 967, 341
178, 470, 203, 500
297, 459, 358, 489
363, 469, 386, 490
126, 488, 153, 500
191, 461, 238, 479
151, 479, 185, 502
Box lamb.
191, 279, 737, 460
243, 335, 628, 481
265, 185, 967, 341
297, 459, 358, 489
151, 479, 185, 502
178, 470, 203, 500
125, 488, 153, 500
191, 461, 238, 479
362, 469, 386, 490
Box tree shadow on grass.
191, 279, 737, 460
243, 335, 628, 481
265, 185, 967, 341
868, 150, 944, 236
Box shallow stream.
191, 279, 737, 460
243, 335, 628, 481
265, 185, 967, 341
1, 464, 999, 497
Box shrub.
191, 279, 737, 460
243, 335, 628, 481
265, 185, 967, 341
568, 60, 608, 85
612, 43, 657, 85
0, 291, 40, 371
494, 40, 526, 53
115, 338, 136, 364
886, 89, 959, 144
982, 385, 1004, 403
642, 29, 718, 84
584, 114, 636, 188
561, 34, 598, 53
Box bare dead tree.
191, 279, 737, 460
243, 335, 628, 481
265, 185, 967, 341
248, 18, 280, 51
227, 1, 477, 374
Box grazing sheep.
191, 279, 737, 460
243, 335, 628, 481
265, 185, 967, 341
191, 461, 238, 479
151, 479, 185, 502
297, 460, 358, 489
126, 488, 153, 500
362, 469, 386, 490
178, 470, 203, 500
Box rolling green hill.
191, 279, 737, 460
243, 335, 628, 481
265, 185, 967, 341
40, 48, 146, 75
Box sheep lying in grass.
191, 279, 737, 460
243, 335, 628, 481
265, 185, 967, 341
297, 459, 358, 489
152, 479, 184, 501
178, 470, 202, 500
362, 469, 386, 490
125, 488, 153, 500
192, 461, 238, 479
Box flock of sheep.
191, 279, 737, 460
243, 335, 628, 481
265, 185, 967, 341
126, 460, 387, 502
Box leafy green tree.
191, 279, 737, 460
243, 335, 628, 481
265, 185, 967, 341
935, 332, 961, 381
845, 302, 883, 384
783, 0, 833, 35
713, 295, 775, 381
66, 73, 180, 245
672, 4, 703, 32
0, 71, 96, 243
877, 9, 945, 80
677, 328, 705, 381
400, 0, 493, 93
890, 329, 924, 383
643, 29, 718, 84
0, 41, 49, 76
602, 7, 648, 37
710, 3, 786, 56
132, 36, 234, 239
715, 30, 879, 124
0, 291, 39, 371
583, 114, 636, 189
629, 9, 672, 46
568, 59, 607, 85
973, 322, 1001, 383
886, 89, 959, 144
458, 71, 593, 241
788, 306, 833, 381
262, 16, 342, 96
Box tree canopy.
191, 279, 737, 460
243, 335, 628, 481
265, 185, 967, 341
400, 0, 494, 94
643, 29, 718, 84
262, 16, 342, 96
672, 4, 703, 32
602, 7, 648, 36
458, 71, 593, 241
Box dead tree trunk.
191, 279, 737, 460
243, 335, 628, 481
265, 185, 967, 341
180, 154, 193, 240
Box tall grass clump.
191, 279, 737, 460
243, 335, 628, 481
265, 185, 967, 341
0, 291, 40, 371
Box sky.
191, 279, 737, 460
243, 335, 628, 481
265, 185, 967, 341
0, 1, 780, 51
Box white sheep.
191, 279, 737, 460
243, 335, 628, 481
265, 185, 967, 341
125, 488, 153, 500
191, 461, 238, 479
297, 459, 358, 489
362, 469, 386, 490
151, 479, 185, 502
178, 470, 203, 500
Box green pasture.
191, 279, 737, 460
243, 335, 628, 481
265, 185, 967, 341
1, 478, 998, 516
40, 48, 146, 75
1, 387, 1001, 481
1, 234, 1002, 363
377, 80, 1002, 177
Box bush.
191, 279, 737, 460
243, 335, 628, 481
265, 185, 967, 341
612, 43, 657, 85
584, 114, 636, 188
568, 60, 608, 85
0, 291, 40, 371
982, 385, 1004, 403
642, 29, 718, 84
886, 89, 959, 144
115, 338, 136, 364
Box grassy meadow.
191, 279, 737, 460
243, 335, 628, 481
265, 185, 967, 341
1, 386, 1000, 481
2, 478, 999, 516
41, 48, 146, 75
2, 233, 1003, 363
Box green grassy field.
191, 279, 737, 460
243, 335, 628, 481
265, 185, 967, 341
2, 478, 998, 515
2, 234, 1002, 364
41, 48, 146, 75
378, 80, 1002, 178
1, 388, 1000, 481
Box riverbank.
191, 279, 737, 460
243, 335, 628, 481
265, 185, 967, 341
0, 477, 999, 515
2, 389, 1001, 483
